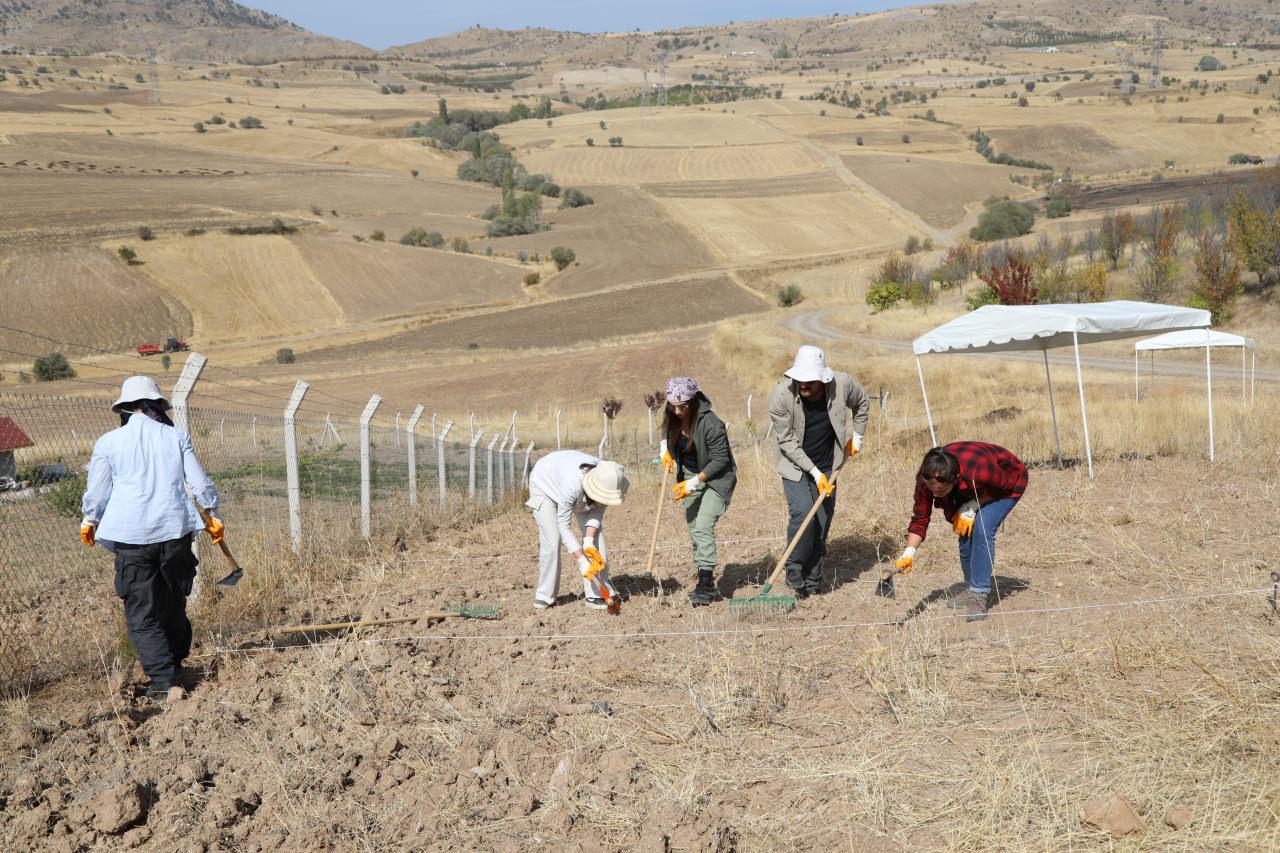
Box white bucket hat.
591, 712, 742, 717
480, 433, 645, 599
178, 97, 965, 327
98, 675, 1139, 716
581, 461, 629, 506
784, 345, 835, 384
112, 375, 171, 413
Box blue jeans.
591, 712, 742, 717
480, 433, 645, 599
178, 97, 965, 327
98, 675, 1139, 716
957, 497, 1018, 595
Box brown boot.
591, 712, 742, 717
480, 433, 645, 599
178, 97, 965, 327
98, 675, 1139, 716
960, 590, 988, 622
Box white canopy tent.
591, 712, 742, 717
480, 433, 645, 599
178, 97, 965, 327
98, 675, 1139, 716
912, 301, 1212, 477
1135, 329, 1256, 405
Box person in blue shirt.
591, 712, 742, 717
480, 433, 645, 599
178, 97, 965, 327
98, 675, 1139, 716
80, 376, 223, 701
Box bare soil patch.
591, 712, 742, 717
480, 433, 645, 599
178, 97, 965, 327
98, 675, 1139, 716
842, 153, 1037, 227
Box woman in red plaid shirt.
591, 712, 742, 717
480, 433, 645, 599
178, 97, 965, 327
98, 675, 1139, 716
894, 442, 1028, 621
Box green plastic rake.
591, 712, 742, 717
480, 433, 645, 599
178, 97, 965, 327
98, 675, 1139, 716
731, 455, 852, 613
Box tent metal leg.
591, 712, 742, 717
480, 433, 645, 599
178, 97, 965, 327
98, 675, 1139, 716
1251, 351, 1256, 404
1072, 331, 1093, 479
1242, 345, 1247, 403
1044, 349, 1063, 467
1133, 351, 1139, 404
916, 355, 937, 447
1206, 337, 1215, 463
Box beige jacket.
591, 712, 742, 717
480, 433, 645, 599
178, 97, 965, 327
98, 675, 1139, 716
768, 372, 870, 481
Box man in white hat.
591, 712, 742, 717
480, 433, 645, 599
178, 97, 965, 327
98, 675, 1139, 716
767, 345, 870, 597
526, 450, 629, 610
80, 376, 223, 701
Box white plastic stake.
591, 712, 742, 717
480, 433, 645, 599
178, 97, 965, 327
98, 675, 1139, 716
251, 416, 256, 448
395, 412, 401, 448
437, 420, 454, 505
747, 393, 753, 422
647, 406, 654, 446
406, 405, 424, 506
284, 381, 309, 551
555, 408, 562, 449
486, 434, 500, 503
359, 395, 382, 538
219, 418, 225, 447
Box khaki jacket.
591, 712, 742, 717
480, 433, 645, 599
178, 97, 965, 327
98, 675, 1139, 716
768, 372, 870, 481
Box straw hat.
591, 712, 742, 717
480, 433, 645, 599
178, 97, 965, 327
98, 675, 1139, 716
112, 375, 171, 413
783, 345, 835, 383
581, 461, 629, 506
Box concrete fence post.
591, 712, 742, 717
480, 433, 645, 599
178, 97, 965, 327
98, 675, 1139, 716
496, 434, 510, 495
522, 441, 535, 486
170, 352, 207, 592
555, 408, 562, 449
406, 405, 425, 506
284, 381, 309, 552
437, 420, 454, 506
468, 429, 484, 500
359, 395, 382, 539
486, 434, 500, 503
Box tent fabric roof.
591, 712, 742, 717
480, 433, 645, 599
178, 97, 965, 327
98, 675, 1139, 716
0, 417, 34, 452
912, 301, 1211, 356
1135, 329, 1255, 351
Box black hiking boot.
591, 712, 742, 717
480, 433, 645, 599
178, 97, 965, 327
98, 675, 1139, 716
690, 570, 716, 607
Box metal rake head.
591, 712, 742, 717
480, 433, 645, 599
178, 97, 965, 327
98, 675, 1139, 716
447, 603, 500, 619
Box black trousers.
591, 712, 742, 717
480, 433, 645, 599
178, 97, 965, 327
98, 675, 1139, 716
113, 534, 198, 687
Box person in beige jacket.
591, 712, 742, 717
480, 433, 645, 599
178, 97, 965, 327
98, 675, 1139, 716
768, 345, 870, 596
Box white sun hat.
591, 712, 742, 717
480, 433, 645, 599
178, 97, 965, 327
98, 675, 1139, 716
112, 375, 171, 413
581, 461, 629, 506
783, 345, 835, 383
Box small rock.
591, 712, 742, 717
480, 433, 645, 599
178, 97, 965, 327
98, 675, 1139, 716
1082, 795, 1145, 837
1165, 805, 1193, 830
89, 781, 145, 835
120, 825, 151, 848
549, 756, 574, 794
375, 734, 402, 760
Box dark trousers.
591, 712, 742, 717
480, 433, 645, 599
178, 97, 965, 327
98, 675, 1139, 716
113, 534, 198, 687
781, 476, 837, 593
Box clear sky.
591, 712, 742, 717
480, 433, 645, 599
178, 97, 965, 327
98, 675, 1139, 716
251, 1, 904, 50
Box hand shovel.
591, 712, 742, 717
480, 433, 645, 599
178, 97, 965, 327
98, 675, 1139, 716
875, 564, 902, 599
193, 504, 244, 588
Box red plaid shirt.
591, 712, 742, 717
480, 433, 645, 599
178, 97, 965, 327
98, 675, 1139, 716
908, 442, 1028, 540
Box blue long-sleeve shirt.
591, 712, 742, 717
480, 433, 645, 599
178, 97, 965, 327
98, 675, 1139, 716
81, 414, 219, 551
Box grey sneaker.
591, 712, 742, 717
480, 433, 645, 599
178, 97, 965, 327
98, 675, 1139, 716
958, 590, 988, 622
533, 600, 553, 611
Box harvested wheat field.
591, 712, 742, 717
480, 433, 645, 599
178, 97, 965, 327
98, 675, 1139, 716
841, 154, 1039, 228
520, 141, 825, 186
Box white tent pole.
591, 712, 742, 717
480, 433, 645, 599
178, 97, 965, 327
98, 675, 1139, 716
1251, 350, 1256, 404
915, 355, 937, 447
1150, 351, 1154, 389
1044, 349, 1063, 467
1206, 334, 1215, 463
1072, 330, 1093, 479
1241, 345, 1246, 403
1133, 350, 1139, 404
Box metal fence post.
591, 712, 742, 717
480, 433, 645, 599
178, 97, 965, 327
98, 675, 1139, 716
468, 429, 483, 500
170, 352, 207, 591
283, 381, 309, 553
406, 404, 424, 506
486, 434, 499, 503
359, 395, 382, 539
437, 420, 454, 505
522, 441, 535, 486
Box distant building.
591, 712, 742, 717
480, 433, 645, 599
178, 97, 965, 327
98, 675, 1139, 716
1044, 47, 1060, 53
0, 417, 34, 481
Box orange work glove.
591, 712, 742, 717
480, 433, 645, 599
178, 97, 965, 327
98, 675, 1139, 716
204, 514, 225, 546
80, 518, 96, 547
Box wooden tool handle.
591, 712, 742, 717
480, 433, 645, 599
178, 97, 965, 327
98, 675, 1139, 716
762, 455, 851, 590
643, 465, 672, 575
194, 503, 240, 570
273, 612, 456, 634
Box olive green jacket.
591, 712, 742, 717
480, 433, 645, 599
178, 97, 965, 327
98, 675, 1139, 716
673, 399, 737, 505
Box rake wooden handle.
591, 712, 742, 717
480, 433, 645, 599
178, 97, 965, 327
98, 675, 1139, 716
762, 454, 851, 591
272, 612, 459, 634
643, 464, 672, 576
194, 503, 240, 571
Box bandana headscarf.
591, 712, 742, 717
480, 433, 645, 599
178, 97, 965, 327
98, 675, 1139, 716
665, 376, 700, 403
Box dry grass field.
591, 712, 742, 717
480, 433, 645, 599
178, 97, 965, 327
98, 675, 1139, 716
4, 3, 1280, 848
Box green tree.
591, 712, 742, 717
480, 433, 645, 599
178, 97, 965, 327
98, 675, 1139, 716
276, 348, 295, 364
550, 246, 575, 270
777, 283, 803, 307
33, 353, 75, 382
1046, 195, 1072, 218
1191, 232, 1242, 323
969, 198, 1035, 241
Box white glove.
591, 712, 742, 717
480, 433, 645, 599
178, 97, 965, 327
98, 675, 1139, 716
808, 467, 823, 484
952, 500, 978, 537
577, 554, 592, 576
686, 478, 706, 493
851, 433, 863, 452
583, 534, 595, 551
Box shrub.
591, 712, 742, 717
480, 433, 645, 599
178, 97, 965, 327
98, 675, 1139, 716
451, 237, 471, 253
904, 235, 921, 255
194, 121, 205, 133
865, 281, 905, 312
424, 231, 445, 249
1046, 195, 1072, 218
1191, 232, 1243, 323
550, 246, 575, 270
1077, 262, 1110, 302
905, 279, 935, 307
559, 188, 594, 209
1227, 153, 1251, 165
970, 197, 1035, 241
399, 227, 427, 246
117, 246, 138, 264
586, 137, 594, 146
240, 115, 263, 129
226, 218, 294, 235
370, 230, 385, 242
516, 250, 528, 262
1216, 113, 1225, 124
33, 353, 75, 382
877, 252, 917, 285
523, 271, 541, 286
1198, 55, 1224, 72
979, 257, 1038, 305
540, 182, 561, 198
902, 133, 911, 143
480, 204, 500, 221
855, 136, 863, 146
777, 283, 803, 307
965, 286, 1000, 310
137, 226, 154, 241
275, 348, 295, 364
410, 169, 419, 178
